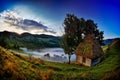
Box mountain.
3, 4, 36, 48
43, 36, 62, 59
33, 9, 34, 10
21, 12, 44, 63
0, 31, 61, 49
103, 38, 120, 45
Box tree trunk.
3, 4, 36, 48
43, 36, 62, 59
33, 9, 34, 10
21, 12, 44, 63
68, 55, 71, 64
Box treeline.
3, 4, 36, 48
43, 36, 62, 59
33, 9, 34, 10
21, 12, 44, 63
0, 31, 61, 49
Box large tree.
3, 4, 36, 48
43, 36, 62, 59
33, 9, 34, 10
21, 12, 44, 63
63, 14, 85, 49
60, 34, 73, 64
60, 14, 104, 64
84, 19, 104, 44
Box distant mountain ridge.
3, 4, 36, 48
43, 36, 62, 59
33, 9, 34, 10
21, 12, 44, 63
103, 38, 120, 45
0, 31, 119, 49
0, 31, 61, 49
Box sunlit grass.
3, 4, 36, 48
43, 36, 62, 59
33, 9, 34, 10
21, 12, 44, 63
0, 41, 120, 80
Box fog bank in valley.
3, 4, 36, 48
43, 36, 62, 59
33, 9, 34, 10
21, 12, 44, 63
20, 48, 76, 63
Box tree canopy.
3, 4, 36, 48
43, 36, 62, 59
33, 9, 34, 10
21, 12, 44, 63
60, 13, 104, 64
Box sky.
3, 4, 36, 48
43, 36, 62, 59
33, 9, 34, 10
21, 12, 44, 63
0, 0, 120, 39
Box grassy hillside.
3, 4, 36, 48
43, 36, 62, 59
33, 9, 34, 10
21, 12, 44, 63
0, 40, 120, 80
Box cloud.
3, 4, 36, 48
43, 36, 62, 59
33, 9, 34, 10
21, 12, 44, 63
0, 9, 56, 35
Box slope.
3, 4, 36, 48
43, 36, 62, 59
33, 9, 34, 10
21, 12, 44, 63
0, 46, 46, 80
0, 39, 120, 80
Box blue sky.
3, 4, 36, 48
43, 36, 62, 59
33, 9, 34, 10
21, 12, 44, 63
0, 0, 120, 39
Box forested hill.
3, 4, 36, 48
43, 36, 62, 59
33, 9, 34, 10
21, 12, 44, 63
0, 31, 61, 49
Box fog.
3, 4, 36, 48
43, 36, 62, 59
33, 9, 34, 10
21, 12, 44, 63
20, 48, 76, 63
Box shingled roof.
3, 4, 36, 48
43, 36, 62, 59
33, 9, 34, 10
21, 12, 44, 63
75, 34, 103, 59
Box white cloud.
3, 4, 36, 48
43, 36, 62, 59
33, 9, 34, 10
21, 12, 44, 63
0, 7, 57, 36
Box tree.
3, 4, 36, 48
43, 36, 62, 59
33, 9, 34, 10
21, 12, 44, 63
63, 14, 85, 50
84, 20, 104, 44
60, 35, 73, 64
60, 14, 104, 64
61, 14, 85, 64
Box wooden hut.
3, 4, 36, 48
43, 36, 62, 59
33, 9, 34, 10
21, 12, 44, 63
75, 34, 103, 67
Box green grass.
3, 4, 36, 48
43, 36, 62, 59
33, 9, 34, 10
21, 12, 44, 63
0, 40, 120, 80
